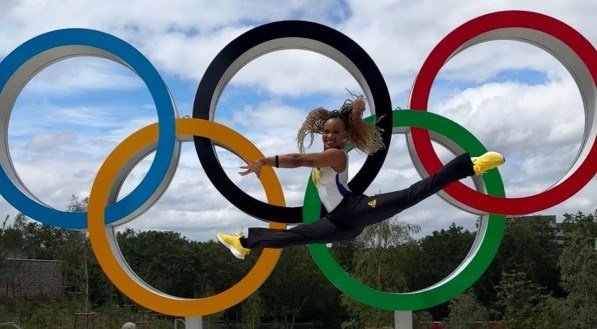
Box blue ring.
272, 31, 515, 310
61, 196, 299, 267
0, 29, 176, 229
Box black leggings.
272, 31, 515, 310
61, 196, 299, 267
242, 153, 475, 249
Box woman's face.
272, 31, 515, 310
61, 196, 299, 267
322, 117, 348, 150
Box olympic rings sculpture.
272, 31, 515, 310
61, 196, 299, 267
0, 11, 594, 316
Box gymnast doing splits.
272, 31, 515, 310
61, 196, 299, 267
217, 95, 504, 259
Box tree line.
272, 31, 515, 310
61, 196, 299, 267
0, 196, 595, 328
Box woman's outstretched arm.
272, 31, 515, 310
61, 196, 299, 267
239, 148, 346, 178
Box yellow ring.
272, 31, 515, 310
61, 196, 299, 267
87, 118, 285, 316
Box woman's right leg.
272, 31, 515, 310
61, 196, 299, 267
243, 219, 363, 249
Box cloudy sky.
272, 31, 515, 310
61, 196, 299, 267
0, 0, 595, 243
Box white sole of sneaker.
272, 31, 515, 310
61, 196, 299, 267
217, 235, 245, 260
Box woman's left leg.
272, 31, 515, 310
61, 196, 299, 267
242, 218, 363, 249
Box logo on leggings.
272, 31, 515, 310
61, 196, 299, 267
367, 199, 377, 208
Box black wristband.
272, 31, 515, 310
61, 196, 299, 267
274, 155, 279, 168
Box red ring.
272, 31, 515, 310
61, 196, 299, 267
409, 11, 597, 215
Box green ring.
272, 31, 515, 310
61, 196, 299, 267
303, 109, 506, 310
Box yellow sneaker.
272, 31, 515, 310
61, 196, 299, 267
217, 232, 250, 259
472, 151, 505, 176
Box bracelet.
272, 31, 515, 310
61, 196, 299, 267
274, 155, 279, 168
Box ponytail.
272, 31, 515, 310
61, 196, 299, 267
297, 95, 384, 155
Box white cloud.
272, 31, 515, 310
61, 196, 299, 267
227, 50, 362, 97
232, 101, 305, 130
429, 75, 586, 197
19, 58, 146, 96
23, 131, 78, 152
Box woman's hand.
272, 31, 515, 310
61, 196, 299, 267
239, 160, 263, 178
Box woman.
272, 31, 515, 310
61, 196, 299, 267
217, 95, 504, 259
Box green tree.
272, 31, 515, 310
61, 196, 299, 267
355, 218, 419, 249
402, 223, 475, 319
242, 291, 264, 329
259, 245, 339, 329
406, 223, 475, 291
116, 229, 198, 297
341, 220, 419, 328
535, 296, 574, 329
495, 216, 560, 289
1, 213, 28, 256
559, 211, 597, 328
496, 271, 539, 329
473, 215, 562, 315
447, 289, 489, 329
0, 215, 11, 267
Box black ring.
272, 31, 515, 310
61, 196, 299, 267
193, 20, 392, 223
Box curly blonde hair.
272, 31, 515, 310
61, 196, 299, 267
296, 95, 384, 155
